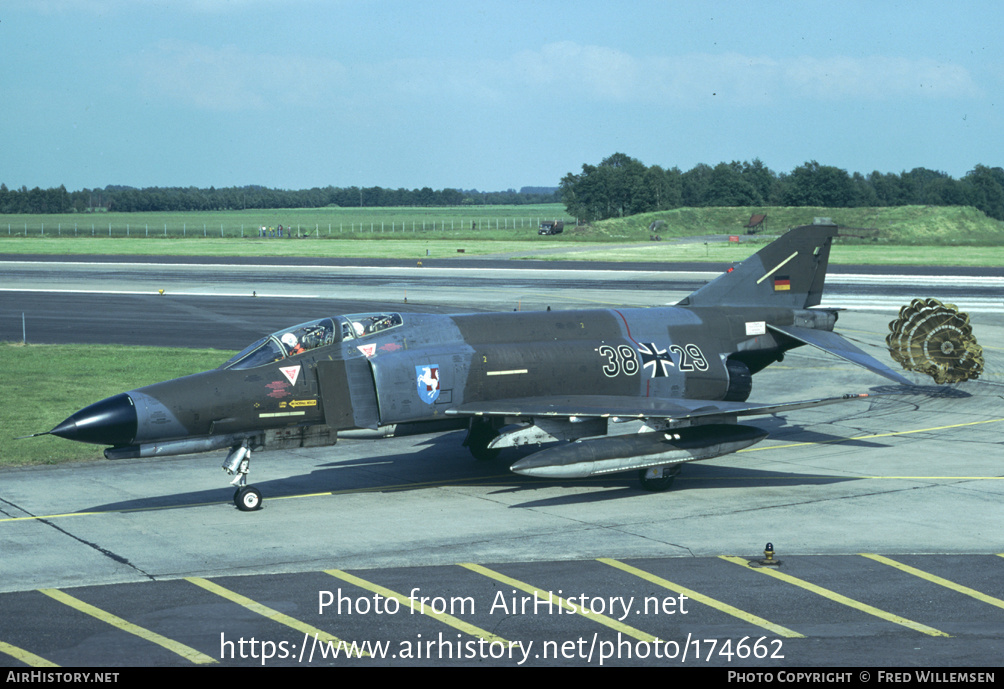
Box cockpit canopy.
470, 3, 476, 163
221, 312, 403, 370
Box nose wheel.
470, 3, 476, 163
234, 485, 262, 511
223, 443, 263, 511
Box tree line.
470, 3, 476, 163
0, 184, 560, 215
560, 154, 1004, 221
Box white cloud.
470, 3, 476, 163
782, 55, 979, 100
510, 41, 641, 100
499, 43, 981, 105
130, 39, 982, 114
135, 40, 346, 111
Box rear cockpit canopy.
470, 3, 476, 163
221, 312, 403, 370
340, 312, 403, 340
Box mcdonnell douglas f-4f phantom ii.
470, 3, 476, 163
43, 224, 915, 510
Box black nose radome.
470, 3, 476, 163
49, 393, 138, 446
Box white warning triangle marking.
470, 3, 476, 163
280, 365, 301, 386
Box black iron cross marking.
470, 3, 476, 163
638, 342, 675, 378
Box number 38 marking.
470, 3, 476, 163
598, 344, 639, 377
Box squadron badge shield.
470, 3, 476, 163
416, 364, 441, 404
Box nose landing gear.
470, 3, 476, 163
223, 443, 262, 511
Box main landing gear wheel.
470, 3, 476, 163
235, 486, 263, 512
638, 465, 681, 492
465, 420, 501, 461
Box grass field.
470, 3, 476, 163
2, 204, 1002, 266
0, 343, 235, 466
3, 230, 1004, 267
0, 204, 575, 240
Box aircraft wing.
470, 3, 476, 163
445, 392, 871, 421
769, 324, 914, 386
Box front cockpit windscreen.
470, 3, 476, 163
221, 313, 402, 370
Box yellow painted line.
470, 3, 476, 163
185, 577, 366, 657
458, 562, 657, 642
0, 498, 235, 522
38, 588, 216, 664
860, 554, 1004, 611
0, 475, 520, 523
1, 511, 111, 524
738, 417, 1004, 454
718, 557, 950, 637
271, 474, 519, 498
325, 569, 509, 645
0, 640, 59, 667
597, 558, 804, 638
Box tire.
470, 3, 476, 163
235, 486, 263, 511
470, 438, 500, 461
638, 466, 680, 492
466, 422, 501, 461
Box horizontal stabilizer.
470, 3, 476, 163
770, 324, 913, 386
447, 392, 871, 421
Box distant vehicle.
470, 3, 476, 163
538, 220, 564, 235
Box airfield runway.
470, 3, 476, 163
1, 255, 1003, 667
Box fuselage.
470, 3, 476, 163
51, 304, 826, 455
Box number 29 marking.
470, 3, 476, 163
670, 344, 709, 371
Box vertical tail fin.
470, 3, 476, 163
678, 223, 837, 308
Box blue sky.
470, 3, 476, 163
3, 0, 1001, 192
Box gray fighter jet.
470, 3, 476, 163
43, 223, 912, 510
